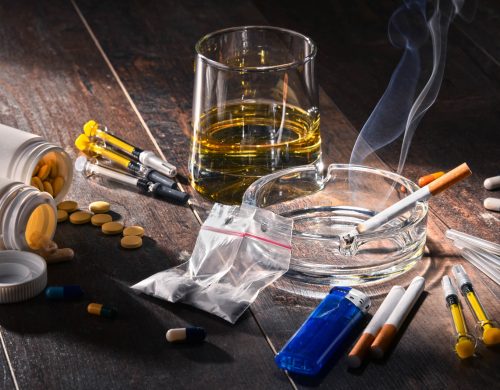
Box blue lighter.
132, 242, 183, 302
275, 287, 371, 376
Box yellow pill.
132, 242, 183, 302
121, 235, 142, 249
89, 201, 110, 214
43, 181, 54, 197
91, 213, 112, 226
32, 163, 41, 177
123, 226, 145, 237
37, 164, 50, 181
57, 200, 79, 213
57, 209, 68, 223
102, 221, 124, 235
69, 211, 92, 225
49, 161, 58, 179
52, 176, 65, 196
31, 176, 44, 191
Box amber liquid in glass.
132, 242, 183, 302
190, 101, 321, 204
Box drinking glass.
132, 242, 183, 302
190, 26, 321, 204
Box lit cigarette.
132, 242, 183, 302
348, 285, 405, 368
84, 120, 177, 177
370, 276, 425, 358
357, 163, 471, 234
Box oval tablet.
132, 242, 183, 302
58, 200, 79, 213
91, 213, 112, 226
57, 209, 68, 223
89, 201, 110, 214
69, 211, 92, 224
120, 235, 142, 249
31, 176, 44, 191
123, 226, 145, 237
484, 176, 500, 191
52, 176, 65, 196
42, 181, 54, 197
37, 164, 50, 181
102, 221, 124, 235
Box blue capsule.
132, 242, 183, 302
45, 285, 84, 300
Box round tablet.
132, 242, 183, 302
123, 226, 145, 237
91, 213, 112, 226
57, 209, 68, 223
69, 211, 92, 225
89, 201, 110, 214
58, 200, 79, 213
121, 235, 142, 249
102, 221, 124, 235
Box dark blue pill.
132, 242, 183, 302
45, 285, 84, 300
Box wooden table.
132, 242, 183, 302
0, 1, 498, 388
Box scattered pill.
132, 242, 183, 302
120, 235, 142, 249
483, 198, 500, 212
42, 181, 54, 196
70, 211, 93, 224
44, 248, 74, 264
418, 171, 445, 187
58, 200, 79, 213
53, 176, 65, 196
166, 327, 206, 343
45, 285, 84, 300
484, 176, 500, 191
87, 303, 117, 319
102, 221, 124, 235
91, 213, 113, 226
89, 201, 110, 214
31, 176, 44, 191
37, 164, 50, 181
57, 209, 68, 223
123, 226, 145, 237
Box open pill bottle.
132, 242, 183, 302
0, 123, 73, 202
0, 177, 57, 251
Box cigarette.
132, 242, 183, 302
370, 276, 425, 358
348, 285, 405, 368
357, 163, 471, 234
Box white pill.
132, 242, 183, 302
484, 198, 500, 212
484, 176, 500, 191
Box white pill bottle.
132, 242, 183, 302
0, 177, 57, 250
0, 123, 73, 201
0, 123, 72, 250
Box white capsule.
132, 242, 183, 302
484, 176, 500, 190
484, 197, 500, 212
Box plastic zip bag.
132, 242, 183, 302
132, 203, 293, 323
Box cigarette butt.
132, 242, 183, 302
370, 324, 398, 359
428, 163, 471, 195
418, 171, 445, 187
348, 333, 375, 368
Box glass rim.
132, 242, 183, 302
195, 25, 317, 72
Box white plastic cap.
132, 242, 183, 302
441, 275, 457, 299
0, 251, 47, 303
452, 265, 471, 289
139, 150, 177, 177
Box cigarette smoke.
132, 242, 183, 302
350, 0, 475, 173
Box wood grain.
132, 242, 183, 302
0, 1, 289, 389
75, 0, 500, 389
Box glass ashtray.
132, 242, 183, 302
242, 164, 428, 286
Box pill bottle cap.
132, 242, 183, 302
0, 250, 47, 303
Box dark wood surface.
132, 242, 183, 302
0, 0, 498, 389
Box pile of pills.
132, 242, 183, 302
57, 199, 145, 249
30, 154, 65, 198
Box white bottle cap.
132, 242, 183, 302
0, 250, 47, 303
